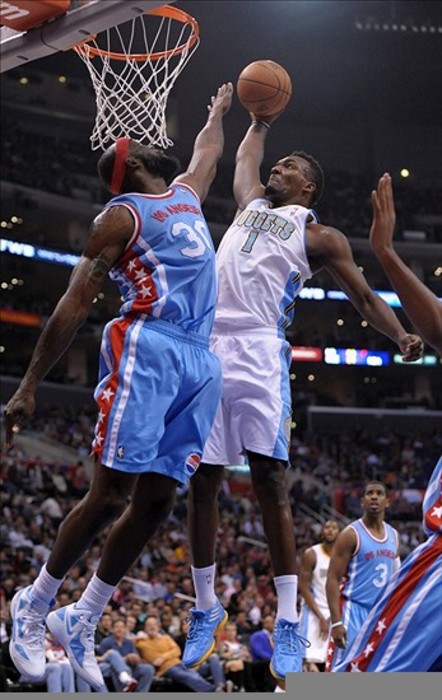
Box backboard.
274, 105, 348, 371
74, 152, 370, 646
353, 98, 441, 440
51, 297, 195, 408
0, 0, 172, 73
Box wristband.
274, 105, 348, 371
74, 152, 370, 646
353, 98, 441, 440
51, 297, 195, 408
252, 119, 270, 129
330, 621, 343, 629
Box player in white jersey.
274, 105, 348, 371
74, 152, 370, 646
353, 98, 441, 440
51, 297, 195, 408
4, 83, 233, 690
299, 520, 340, 671
331, 173, 442, 672
325, 481, 400, 671
182, 111, 422, 685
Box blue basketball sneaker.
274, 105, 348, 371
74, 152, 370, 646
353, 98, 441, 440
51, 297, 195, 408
182, 600, 228, 668
9, 586, 51, 681
269, 618, 310, 680
46, 603, 104, 689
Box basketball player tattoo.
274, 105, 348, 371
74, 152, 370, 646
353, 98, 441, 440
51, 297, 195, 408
89, 253, 112, 284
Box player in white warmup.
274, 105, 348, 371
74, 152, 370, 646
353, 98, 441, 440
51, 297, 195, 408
299, 520, 340, 671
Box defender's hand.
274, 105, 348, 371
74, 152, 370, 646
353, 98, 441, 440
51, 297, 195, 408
4, 390, 35, 448
370, 173, 396, 255
208, 82, 233, 116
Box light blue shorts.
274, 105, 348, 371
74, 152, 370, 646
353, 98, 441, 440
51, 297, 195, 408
90, 316, 222, 484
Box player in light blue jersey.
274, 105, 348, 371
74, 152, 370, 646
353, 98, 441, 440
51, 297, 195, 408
325, 481, 400, 671
331, 174, 442, 672
182, 111, 423, 685
5, 82, 233, 690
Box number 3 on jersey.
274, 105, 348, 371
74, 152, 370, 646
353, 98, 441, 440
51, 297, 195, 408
372, 563, 388, 588
172, 221, 211, 258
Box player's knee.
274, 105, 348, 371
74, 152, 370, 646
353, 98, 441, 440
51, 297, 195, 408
131, 477, 177, 518
249, 454, 286, 489
190, 463, 224, 501
87, 489, 128, 522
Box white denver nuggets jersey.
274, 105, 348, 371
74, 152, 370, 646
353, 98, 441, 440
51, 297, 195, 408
310, 543, 332, 612
214, 198, 315, 335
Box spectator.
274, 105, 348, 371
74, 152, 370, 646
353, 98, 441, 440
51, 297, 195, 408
95, 612, 113, 648
248, 615, 277, 692
135, 616, 215, 692
79, 618, 154, 692
44, 632, 76, 692
218, 622, 253, 692
175, 617, 229, 692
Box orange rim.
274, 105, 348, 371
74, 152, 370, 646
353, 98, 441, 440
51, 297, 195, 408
73, 5, 199, 62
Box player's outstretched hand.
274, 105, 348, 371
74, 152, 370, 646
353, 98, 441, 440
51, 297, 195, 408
3, 389, 35, 449
398, 333, 424, 362
369, 173, 396, 255
208, 82, 233, 116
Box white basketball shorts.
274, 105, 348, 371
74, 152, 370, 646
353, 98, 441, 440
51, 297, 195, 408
202, 330, 292, 466
300, 604, 331, 663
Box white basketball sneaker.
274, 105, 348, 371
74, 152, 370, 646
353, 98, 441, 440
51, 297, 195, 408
9, 585, 50, 681
46, 603, 104, 689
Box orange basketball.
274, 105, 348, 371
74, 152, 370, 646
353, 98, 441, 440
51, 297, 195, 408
236, 60, 292, 117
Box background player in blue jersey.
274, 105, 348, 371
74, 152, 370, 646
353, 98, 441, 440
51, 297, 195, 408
182, 110, 423, 686
4, 82, 233, 690
325, 481, 400, 670
331, 174, 442, 672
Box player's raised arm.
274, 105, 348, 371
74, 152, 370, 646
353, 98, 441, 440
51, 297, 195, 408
3, 208, 132, 448
175, 83, 233, 203
306, 223, 424, 362
370, 173, 442, 354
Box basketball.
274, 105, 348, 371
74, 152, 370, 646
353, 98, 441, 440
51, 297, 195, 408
236, 60, 292, 117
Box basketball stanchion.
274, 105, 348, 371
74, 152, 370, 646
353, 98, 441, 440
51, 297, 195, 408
71, 5, 200, 151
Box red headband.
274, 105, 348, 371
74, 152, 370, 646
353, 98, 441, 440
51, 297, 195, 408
110, 137, 131, 195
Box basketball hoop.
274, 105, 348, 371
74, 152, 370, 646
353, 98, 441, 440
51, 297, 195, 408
72, 5, 200, 151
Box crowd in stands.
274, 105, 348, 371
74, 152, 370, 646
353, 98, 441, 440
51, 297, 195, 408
2, 117, 442, 240
1, 403, 439, 691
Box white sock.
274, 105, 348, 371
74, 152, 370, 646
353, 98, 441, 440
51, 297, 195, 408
191, 564, 217, 611
274, 574, 298, 623
31, 564, 63, 606
75, 574, 116, 617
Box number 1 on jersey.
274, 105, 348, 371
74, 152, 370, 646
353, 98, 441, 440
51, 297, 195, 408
241, 229, 260, 253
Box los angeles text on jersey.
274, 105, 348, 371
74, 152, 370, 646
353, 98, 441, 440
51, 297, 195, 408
364, 549, 397, 561
236, 208, 295, 240
151, 202, 202, 223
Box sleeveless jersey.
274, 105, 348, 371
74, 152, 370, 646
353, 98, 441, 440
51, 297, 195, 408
332, 458, 442, 673
106, 183, 217, 337
341, 519, 399, 609
213, 198, 315, 335
423, 455, 442, 536
309, 543, 331, 611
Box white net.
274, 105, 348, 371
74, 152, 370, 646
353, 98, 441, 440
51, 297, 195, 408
73, 6, 199, 151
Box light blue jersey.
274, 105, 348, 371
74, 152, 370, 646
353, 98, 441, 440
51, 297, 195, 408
107, 182, 217, 337
333, 457, 442, 672
341, 519, 399, 609
328, 519, 399, 670
89, 182, 222, 479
